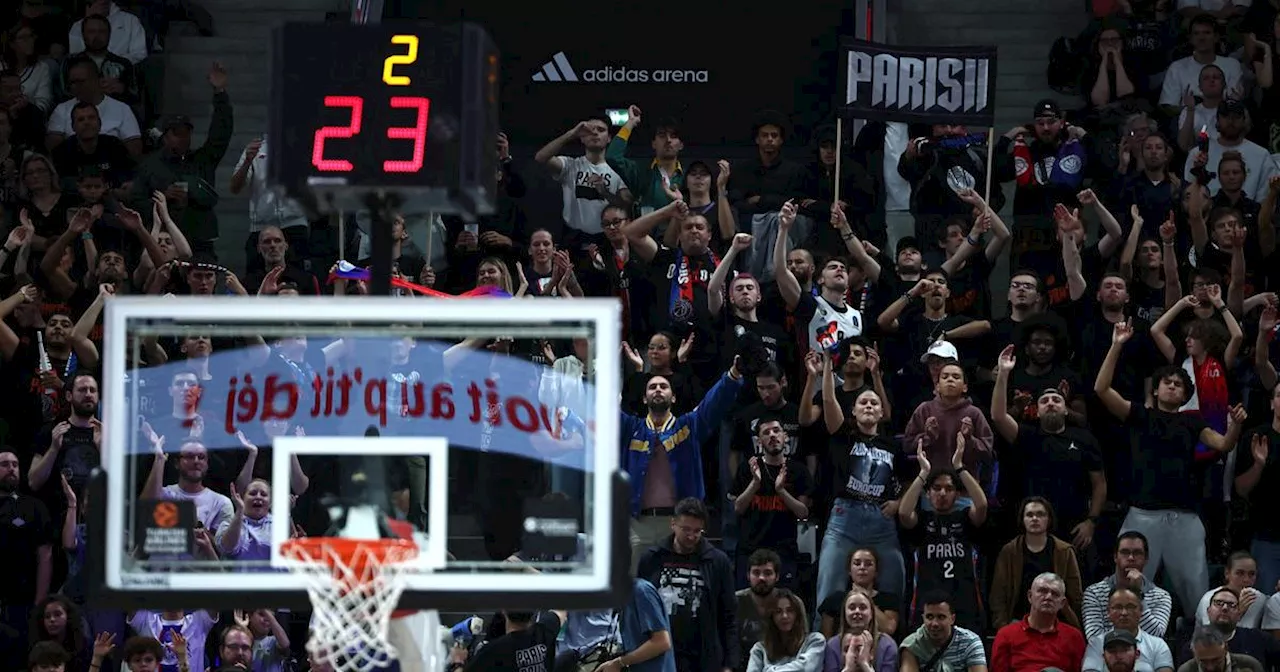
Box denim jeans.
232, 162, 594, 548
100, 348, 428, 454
1252, 538, 1280, 597
814, 498, 904, 628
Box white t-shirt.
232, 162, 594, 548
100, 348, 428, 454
1183, 138, 1280, 200
553, 155, 625, 235
161, 483, 234, 531
129, 610, 218, 672
67, 3, 148, 64
1160, 56, 1243, 106
47, 94, 140, 142
1177, 0, 1251, 9
1177, 103, 1222, 142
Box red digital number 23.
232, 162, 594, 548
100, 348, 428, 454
311, 95, 431, 174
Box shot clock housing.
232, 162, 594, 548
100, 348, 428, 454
268, 22, 498, 217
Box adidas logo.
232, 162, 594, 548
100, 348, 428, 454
530, 52, 709, 84
532, 52, 578, 82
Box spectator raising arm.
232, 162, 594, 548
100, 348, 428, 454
1094, 321, 1135, 421
1256, 303, 1278, 390
68, 284, 114, 370
1159, 214, 1183, 311
622, 199, 686, 263
948, 189, 1012, 270
0, 285, 36, 360
533, 121, 591, 176
830, 204, 882, 282
1078, 189, 1125, 257
989, 345, 1020, 444
772, 200, 804, 311
707, 233, 752, 315
39, 209, 94, 300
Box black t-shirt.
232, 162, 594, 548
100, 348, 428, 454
0, 494, 55, 605
1234, 427, 1280, 541
730, 401, 803, 460
49, 134, 135, 188
900, 310, 973, 368
1197, 243, 1263, 297
464, 612, 561, 672
720, 313, 794, 406
1010, 425, 1104, 529
1015, 542, 1055, 620
945, 252, 994, 319
1128, 279, 1167, 324
1021, 243, 1105, 311
818, 589, 902, 624
32, 421, 99, 496
1071, 300, 1160, 401
729, 457, 814, 554
1126, 404, 1209, 511
829, 432, 903, 504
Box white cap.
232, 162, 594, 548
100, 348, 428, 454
920, 340, 959, 363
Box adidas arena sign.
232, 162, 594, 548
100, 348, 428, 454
531, 52, 709, 84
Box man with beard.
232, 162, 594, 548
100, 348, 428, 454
734, 549, 781, 672
729, 419, 812, 587
625, 199, 722, 386
29, 372, 102, 495
1184, 100, 1279, 201
534, 116, 632, 248
0, 451, 55, 638
244, 224, 320, 296
1176, 588, 1278, 667
774, 200, 863, 359
214, 624, 254, 670
621, 358, 744, 567
992, 346, 1106, 548
141, 437, 233, 534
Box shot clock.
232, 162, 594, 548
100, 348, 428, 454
267, 22, 498, 216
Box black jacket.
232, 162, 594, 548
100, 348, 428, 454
637, 534, 738, 671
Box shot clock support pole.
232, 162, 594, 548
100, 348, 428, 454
365, 190, 399, 296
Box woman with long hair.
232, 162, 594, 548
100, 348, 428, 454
823, 588, 897, 672
747, 589, 824, 672
30, 594, 92, 671
1, 23, 53, 113
817, 547, 900, 638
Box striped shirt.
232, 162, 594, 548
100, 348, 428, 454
901, 626, 987, 671
1082, 575, 1173, 639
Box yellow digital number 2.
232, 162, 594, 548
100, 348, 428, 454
383, 35, 419, 86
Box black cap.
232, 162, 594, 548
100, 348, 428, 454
160, 114, 194, 133
685, 159, 713, 176
1033, 99, 1063, 119
1219, 99, 1248, 117
897, 236, 921, 256
1103, 630, 1139, 649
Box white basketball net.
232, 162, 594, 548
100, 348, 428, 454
285, 540, 419, 672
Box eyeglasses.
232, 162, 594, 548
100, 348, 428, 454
1109, 604, 1141, 613
1009, 281, 1037, 290
602, 218, 628, 229
1211, 599, 1238, 609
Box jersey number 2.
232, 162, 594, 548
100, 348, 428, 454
943, 560, 955, 579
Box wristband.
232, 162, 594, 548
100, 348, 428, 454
955, 466, 969, 476
81, 232, 93, 241
966, 234, 981, 246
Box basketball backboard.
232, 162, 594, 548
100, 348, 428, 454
89, 295, 630, 612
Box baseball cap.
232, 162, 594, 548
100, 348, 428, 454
1219, 99, 1248, 117
1103, 630, 1139, 649
920, 340, 959, 363
1033, 99, 1063, 119
685, 159, 713, 176
897, 236, 921, 256
160, 114, 194, 133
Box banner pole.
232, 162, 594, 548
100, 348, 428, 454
834, 118, 844, 208
983, 126, 996, 206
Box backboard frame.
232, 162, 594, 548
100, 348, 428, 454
89, 296, 632, 612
